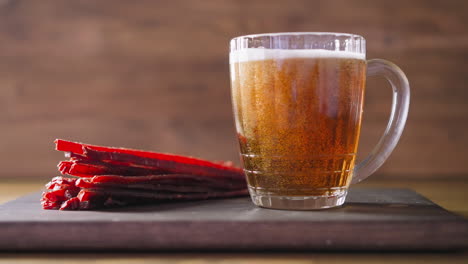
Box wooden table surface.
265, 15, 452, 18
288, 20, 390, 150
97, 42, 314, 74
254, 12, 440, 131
0, 178, 467, 263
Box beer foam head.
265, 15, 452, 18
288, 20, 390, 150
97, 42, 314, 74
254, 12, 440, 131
230, 48, 365, 63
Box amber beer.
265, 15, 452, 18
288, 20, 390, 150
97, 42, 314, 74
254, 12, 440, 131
230, 49, 367, 197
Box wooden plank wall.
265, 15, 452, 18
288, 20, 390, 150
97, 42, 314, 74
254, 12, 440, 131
0, 0, 466, 180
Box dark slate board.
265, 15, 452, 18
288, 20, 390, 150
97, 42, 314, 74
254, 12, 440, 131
0, 188, 467, 251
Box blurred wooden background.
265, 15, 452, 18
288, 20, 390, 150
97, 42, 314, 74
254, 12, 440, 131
0, 0, 466, 180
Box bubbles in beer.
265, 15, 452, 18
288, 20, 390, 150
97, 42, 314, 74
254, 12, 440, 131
230, 48, 366, 196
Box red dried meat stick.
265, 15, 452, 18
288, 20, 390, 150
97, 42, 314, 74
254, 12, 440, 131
55, 139, 245, 180
89, 175, 246, 190
60, 197, 80, 210
83, 147, 244, 180
75, 177, 236, 193
58, 160, 167, 178
74, 188, 249, 210
58, 159, 245, 189
45, 176, 79, 191
58, 161, 92, 178
42, 177, 81, 210
72, 157, 170, 174
41, 200, 62, 210
42, 189, 78, 202
76, 190, 133, 210
76, 190, 107, 210
84, 187, 249, 201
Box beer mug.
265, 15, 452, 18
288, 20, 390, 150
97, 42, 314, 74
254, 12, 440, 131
229, 32, 410, 210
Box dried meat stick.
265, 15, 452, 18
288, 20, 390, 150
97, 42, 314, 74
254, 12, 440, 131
41, 177, 81, 210
55, 139, 245, 180
88, 175, 246, 190
83, 187, 249, 201
58, 160, 167, 178
73, 188, 249, 210
83, 147, 244, 180
75, 177, 228, 193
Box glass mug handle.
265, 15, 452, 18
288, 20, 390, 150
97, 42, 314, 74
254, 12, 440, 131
352, 59, 410, 184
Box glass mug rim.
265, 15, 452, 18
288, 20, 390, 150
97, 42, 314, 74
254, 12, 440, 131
230, 32, 366, 58
231, 32, 365, 42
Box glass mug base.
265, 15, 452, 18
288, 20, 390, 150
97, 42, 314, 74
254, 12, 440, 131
248, 186, 348, 210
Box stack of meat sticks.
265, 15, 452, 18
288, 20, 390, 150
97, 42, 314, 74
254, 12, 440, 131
42, 139, 248, 210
